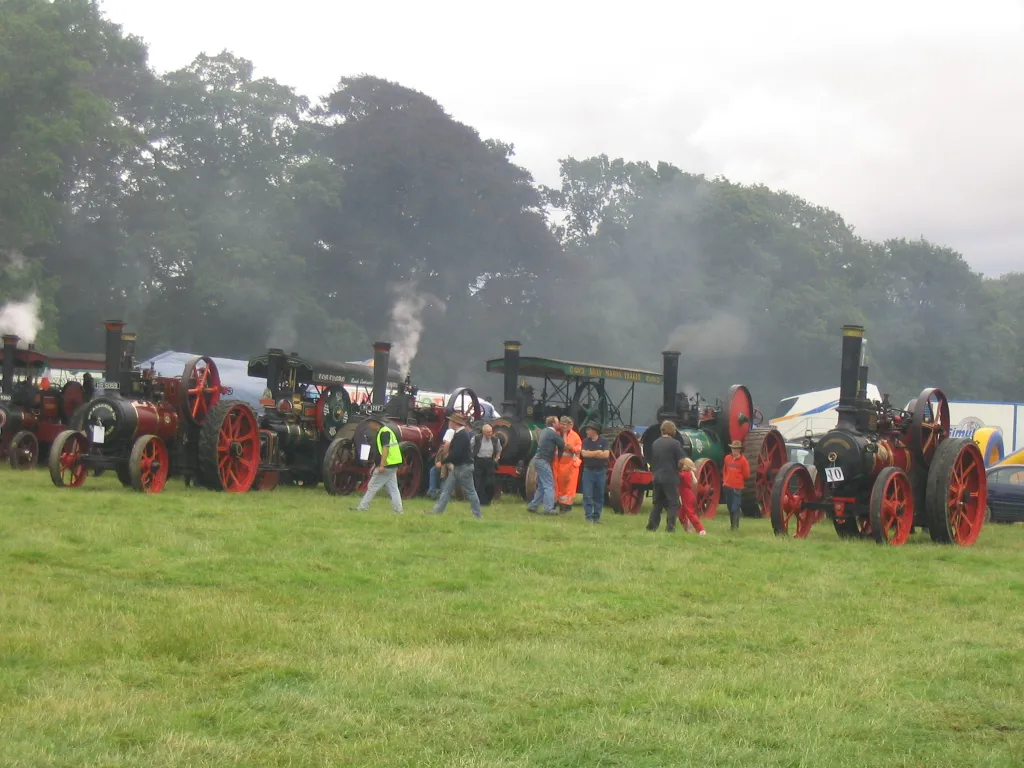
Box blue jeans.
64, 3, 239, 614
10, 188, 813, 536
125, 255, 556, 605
581, 468, 606, 521
432, 464, 482, 518
526, 458, 556, 514
427, 464, 442, 498
724, 487, 742, 527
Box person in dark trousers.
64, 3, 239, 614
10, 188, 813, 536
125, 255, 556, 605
428, 412, 482, 518
646, 420, 687, 533
579, 421, 610, 523
526, 415, 565, 515
722, 439, 751, 530
471, 423, 502, 505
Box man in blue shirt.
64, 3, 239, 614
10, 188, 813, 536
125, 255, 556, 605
579, 422, 610, 523
526, 415, 565, 515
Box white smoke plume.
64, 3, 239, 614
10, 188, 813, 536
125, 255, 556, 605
388, 281, 446, 375
667, 310, 750, 362
0, 292, 43, 346
266, 312, 299, 352
5, 249, 26, 271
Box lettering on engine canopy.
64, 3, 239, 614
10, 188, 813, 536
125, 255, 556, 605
313, 372, 351, 384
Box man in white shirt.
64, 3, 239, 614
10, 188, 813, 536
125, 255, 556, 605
426, 424, 456, 499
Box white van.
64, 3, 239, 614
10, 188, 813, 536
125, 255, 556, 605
770, 384, 883, 441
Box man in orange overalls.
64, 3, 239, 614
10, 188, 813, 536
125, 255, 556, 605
554, 415, 582, 513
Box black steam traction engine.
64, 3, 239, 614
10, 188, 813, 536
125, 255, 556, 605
48, 321, 262, 493
245, 344, 402, 490
1, 332, 105, 469
769, 324, 987, 546
606, 350, 786, 517
320, 341, 486, 498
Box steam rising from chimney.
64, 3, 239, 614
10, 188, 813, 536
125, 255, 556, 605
266, 312, 298, 352
0, 292, 42, 346
387, 281, 446, 376
666, 310, 750, 361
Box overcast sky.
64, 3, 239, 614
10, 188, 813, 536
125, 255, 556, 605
99, 0, 1023, 277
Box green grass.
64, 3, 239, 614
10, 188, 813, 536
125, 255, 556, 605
1, 468, 1022, 767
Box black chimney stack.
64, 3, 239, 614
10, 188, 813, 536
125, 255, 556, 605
103, 320, 125, 385
372, 342, 391, 406
119, 331, 137, 393
838, 324, 865, 429
661, 350, 680, 417
857, 339, 869, 400
501, 340, 520, 414
2, 334, 18, 395
265, 348, 285, 401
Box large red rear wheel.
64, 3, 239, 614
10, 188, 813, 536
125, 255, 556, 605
925, 437, 987, 546
908, 387, 950, 466
322, 438, 363, 495
48, 429, 89, 488
397, 441, 423, 498
609, 453, 646, 515
769, 461, 818, 538
868, 467, 914, 546
197, 400, 260, 492
182, 356, 223, 426
741, 428, 787, 518
694, 458, 721, 518
129, 434, 170, 494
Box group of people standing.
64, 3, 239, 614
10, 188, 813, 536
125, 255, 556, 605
526, 415, 610, 523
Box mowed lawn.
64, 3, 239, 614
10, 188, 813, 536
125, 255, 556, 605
1, 468, 1022, 767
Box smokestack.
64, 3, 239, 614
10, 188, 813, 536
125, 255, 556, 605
662, 351, 680, 416
2, 334, 18, 395
119, 332, 137, 393
266, 348, 285, 401
857, 339, 869, 400
372, 342, 391, 405
838, 324, 865, 429
104, 320, 125, 384
502, 340, 520, 413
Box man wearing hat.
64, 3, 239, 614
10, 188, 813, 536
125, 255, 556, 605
722, 439, 751, 530
579, 421, 610, 523
428, 412, 483, 518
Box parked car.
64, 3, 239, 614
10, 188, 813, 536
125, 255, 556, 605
985, 464, 1024, 524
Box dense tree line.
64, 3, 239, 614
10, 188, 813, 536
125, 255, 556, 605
1, 0, 1020, 416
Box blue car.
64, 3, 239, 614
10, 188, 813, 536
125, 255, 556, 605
985, 464, 1024, 524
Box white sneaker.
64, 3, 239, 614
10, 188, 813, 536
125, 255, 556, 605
698, 530, 707, 536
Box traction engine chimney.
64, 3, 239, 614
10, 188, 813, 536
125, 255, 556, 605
119, 332, 137, 394
857, 339, 869, 400
838, 324, 865, 430
661, 350, 680, 417
265, 348, 285, 402
372, 342, 391, 406
104, 320, 125, 385
502, 340, 520, 415
2, 334, 18, 395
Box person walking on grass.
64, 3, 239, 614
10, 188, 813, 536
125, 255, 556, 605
427, 412, 482, 518
646, 420, 686, 533
678, 457, 706, 535
723, 439, 751, 530
526, 415, 565, 515
579, 421, 610, 524
471, 423, 502, 505
353, 422, 404, 514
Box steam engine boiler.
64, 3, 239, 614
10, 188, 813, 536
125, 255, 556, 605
768, 324, 987, 545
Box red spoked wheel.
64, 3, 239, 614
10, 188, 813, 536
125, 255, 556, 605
812, 469, 826, 522
908, 387, 950, 466
197, 400, 260, 492
925, 437, 987, 546
129, 434, 170, 494
722, 384, 754, 444
609, 430, 642, 464
59, 381, 85, 420
322, 438, 364, 495
8, 430, 39, 470
694, 458, 721, 518
48, 429, 89, 488
446, 387, 486, 423
609, 453, 647, 515
868, 467, 914, 546
397, 440, 424, 498
769, 462, 819, 538
181, 356, 224, 426
740, 428, 787, 517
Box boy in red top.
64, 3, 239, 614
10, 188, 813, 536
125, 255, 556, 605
722, 440, 750, 531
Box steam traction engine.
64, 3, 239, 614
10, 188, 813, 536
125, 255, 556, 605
48, 321, 261, 493
321, 341, 486, 497
0, 333, 104, 469
768, 324, 987, 545
608, 350, 787, 517
245, 345, 402, 490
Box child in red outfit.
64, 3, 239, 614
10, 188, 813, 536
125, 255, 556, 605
678, 458, 706, 535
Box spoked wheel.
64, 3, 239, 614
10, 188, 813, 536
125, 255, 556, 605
446, 387, 486, 423
569, 381, 610, 429
833, 513, 871, 539
316, 385, 352, 440
769, 462, 818, 538
741, 428, 787, 517
48, 430, 89, 488
908, 387, 950, 467
925, 437, 987, 546
396, 441, 423, 498
694, 458, 721, 518
181, 356, 224, 426
322, 438, 363, 496
868, 467, 914, 545
8, 430, 39, 470
609, 453, 646, 515
197, 400, 260, 492
129, 434, 170, 494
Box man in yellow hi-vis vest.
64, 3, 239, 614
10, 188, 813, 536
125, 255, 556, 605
354, 422, 404, 513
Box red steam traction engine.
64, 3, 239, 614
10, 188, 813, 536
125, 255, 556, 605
769, 324, 987, 545
48, 321, 261, 493
321, 341, 485, 497
606, 349, 786, 517
0, 333, 105, 469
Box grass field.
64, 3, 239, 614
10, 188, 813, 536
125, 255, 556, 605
1, 468, 1022, 767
